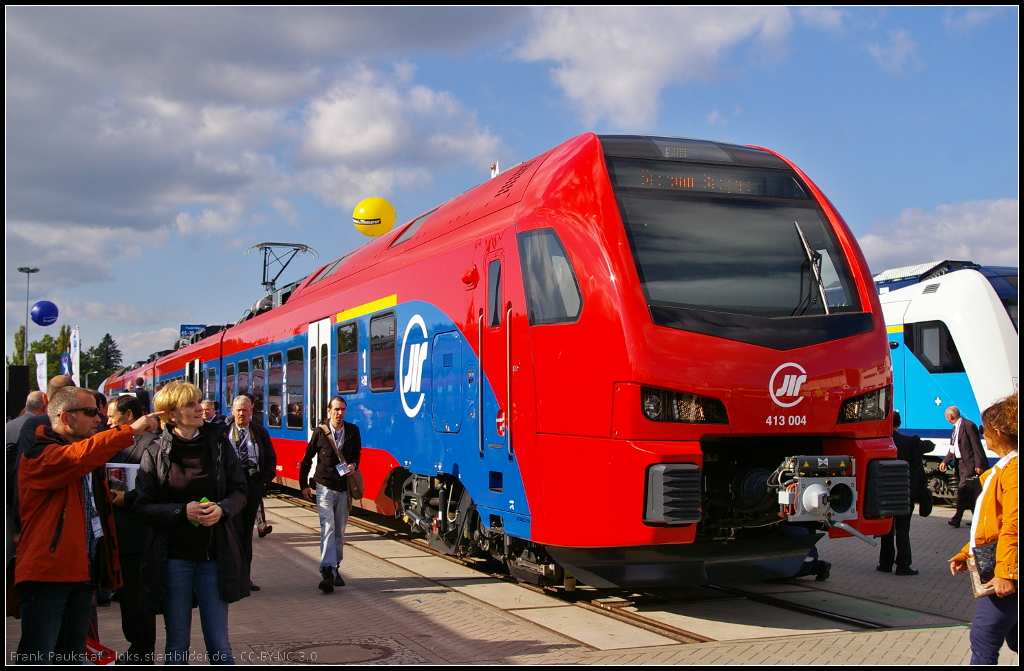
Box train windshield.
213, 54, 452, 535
608, 160, 861, 319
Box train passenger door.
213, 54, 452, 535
307, 318, 332, 440
185, 358, 201, 388
481, 253, 509, 458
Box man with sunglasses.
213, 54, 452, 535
14, 386, 158, 664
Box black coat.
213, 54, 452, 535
299, 422, 361, 493
134, 423, 249, 614
111, 431, 159, 555
892, 431, 932, 499
223, 418, 278, 490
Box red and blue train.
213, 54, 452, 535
104, 133, 909, 587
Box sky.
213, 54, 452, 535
5, 7, 1019, 367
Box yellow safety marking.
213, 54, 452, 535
337, 295, 398, 322
886, 325, 904, 334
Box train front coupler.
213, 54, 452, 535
770, 455, 877, 547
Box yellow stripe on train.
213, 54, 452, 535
337, 295, 398, 322
886, 325, 904, 334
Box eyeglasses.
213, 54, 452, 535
65, 407, 101, 418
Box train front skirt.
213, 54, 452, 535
545, 533, 822, 588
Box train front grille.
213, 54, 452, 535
863, 459, 912, 518
644, 463, 702, 525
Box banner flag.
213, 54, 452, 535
70, 327, 81, 386
35, 353, 47, 392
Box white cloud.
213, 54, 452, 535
5, 221, 171, 290
942, 8, 1004, 32
797, 7, 844, 31
859, 199, 1019, 274
175, 209, 239, 237
298, 69, 501, 168
307, 165, 431, 211
114, 327, 181, 365
867, 29, 922, 75
61, 301, 189, 325
706, 108, 728, 127
517, 7, 792, 129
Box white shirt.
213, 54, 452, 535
949, 418, 963, 459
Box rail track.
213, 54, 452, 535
266, 490, 945, 645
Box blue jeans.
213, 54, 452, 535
316, 485, 348, 570
163, 559, 234, 665
970, 589, 1018, 664
16, 581, 93, 665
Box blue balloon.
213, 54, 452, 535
31, 301, 59, 327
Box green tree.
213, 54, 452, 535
81, 334, 123, 387
12, 325, 27, 366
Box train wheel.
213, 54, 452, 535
400, 473, 475, 556
924, 462, 956, 504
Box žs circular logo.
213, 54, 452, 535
769, 362, 808, 408
400, 315, 428, 418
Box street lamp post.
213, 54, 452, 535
18, 267, 40, 365
83, 371, 97, 390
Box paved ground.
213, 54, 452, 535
6, 499, 1018, 665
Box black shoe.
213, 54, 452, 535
895, 567, 920, 576
948, 519, 961, 528
333, 570, 345, 587
258, 525, 273, 538
876, 564, 893, 573
318, 568, 334, 594
815, 561, 831, 582
249, 582, 260, 591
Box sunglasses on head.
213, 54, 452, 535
66, 407, 101, 418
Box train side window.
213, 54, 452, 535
320, 343, 328, 424
488, 260, 503, 327
309, 345, 317, 429
286, 347, 304, 429
904, 321, 965, 374
518, 229, 583, 325
267, 353, 283, 429
237, 359, 249, 396
369, 313, 396, 392
251, 357, 265, 426
337, 323, 358, 394
204, 367, 217, 401
388, 209, 437, 248
225, 363, 235, 402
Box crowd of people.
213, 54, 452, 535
4, 375, 302, 664
4, 372, 1015, 664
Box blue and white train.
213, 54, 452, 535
875, 260, 1018, 500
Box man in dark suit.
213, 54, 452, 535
201, 400, 227, 427
224, 395, 277, 591
939, 406, 986, 528
878, 411, 933, 576
132, 378, 151, 414
299, 396, 361, 594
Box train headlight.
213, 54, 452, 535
838, 386, 891, 423
642, 393, 663, 419
640, 386, 728, 424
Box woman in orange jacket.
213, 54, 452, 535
948, 393, 1017, 665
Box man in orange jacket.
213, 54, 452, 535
14, 386, 158, 664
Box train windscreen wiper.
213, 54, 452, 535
794, 221, 830, 316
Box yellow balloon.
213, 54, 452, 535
352, 197, 397, 237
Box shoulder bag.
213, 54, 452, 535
325, 426, 363, 500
